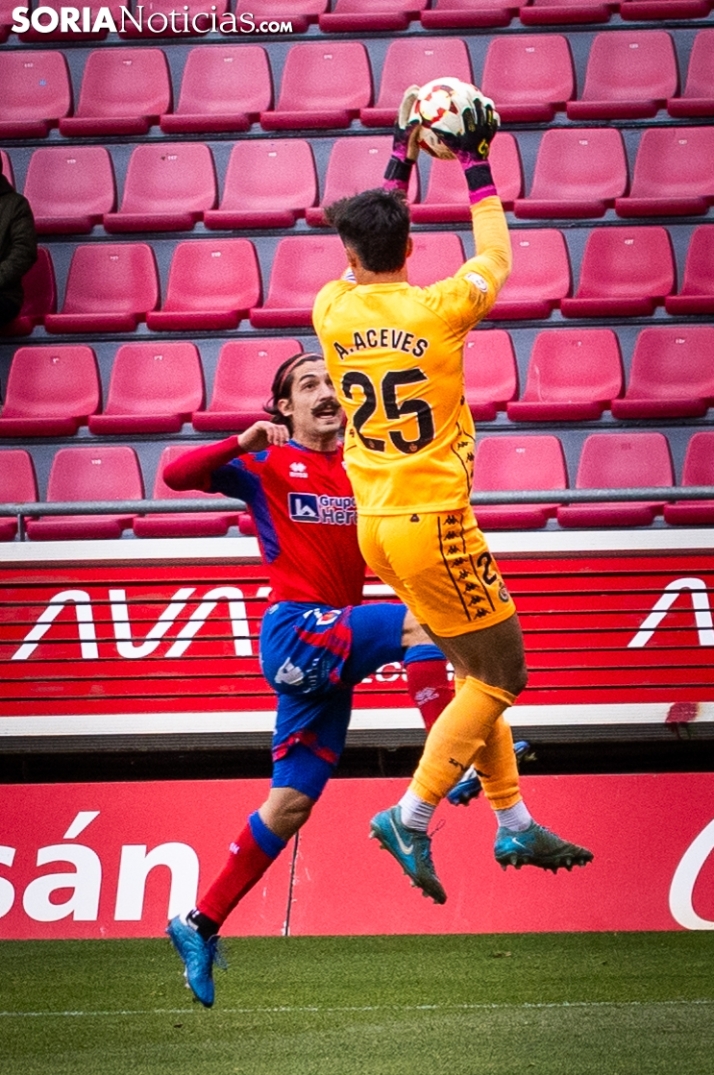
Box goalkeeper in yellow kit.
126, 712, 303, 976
313, 87, 592, 904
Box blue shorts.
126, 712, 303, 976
260, 601, 406, 800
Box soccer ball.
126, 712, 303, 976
409, 77, 481, 161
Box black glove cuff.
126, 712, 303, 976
463, 163, 495, 192
384, 156, 414, 183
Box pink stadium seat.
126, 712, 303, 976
204, 140, 317, 229
667, 29, 714, 118
520, 0, 614, 24
620, 0, 712, 20
557, 432, 673, 528
409, 233, 465, 286
665, 226, 714, 315
664, 432, 714, 527
473, 434, 568, 529
26, 446, 144, 541
507, 329, 623, 422
17, 0, 123, 41
240, 0, 327, 33
561, 226, 674, 319
193, 338, 303, 431
160, 45, 271, 134
411, 133, 521, 222
261, 42, 371, 130
0, 50, 71, 138
490, 229, 571, 320
463, 329, 518, 420
45, 243, 159, 334
319, 0, 426, 32
23, 146, 116, 235
567, 31, 678, 121
0, 151, 14, 187
615, 127, 714, 217
307, 136, 418, 227
133, 444, 240, 539
59, 47, 171, 136
611, 326, 714, 420
250, 235, 348, 328
146, 239, 261, 332
514, 128, 627, 220
421, 0, 517, 28
119, 0, 228, 37
481, 35, 574, 123
0, 345, 100, 436
0, 450, 38, 542
89, 342, 204, 434
0, 0, 14, 41
104, 143, 217, 233
0, 248, 56, 337
361, 37, 472, 127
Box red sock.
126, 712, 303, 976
404, 651, 454, 732
197, 818, 277, 928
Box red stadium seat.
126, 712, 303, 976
611, 326, 714, 420
25, 446, 144, 541
205, 140, 317, 229
411, 133, 522, 223
133, 445, 240, 539
473, 434, 568, 529
250, 235, 348, 328
193, 338, 304, 431
664, 432, 714, 527
0, 450, 38, 542
119, 0, 228, 37
88, 342, 204, 434
557, 432, 673, 528
463, 329, 518, 420
361, 37, 472, 127
307, 136, 418, 227
520, 0, 615, 24
319, 0, 426, 32
667, 29, 714, 118
615, 127, 714, 218
23, 146, 116, 235
408, 233, 465, 287
240, 0, 326, 33
0, 248, 56, 337
421, 0, 517, 28
481, 35, 574, 123
105, 142, 217, 233
0, 150, 14, 187
514, 128, 627, 220
45, 243, 159, 334
261, 42, 371, 130
59, 47, 171, 136
160, 45, 271, 134
0, 0, 14, 41
620, 0, 713, 20
0, 345, 100, 436
146, 239, 261, 332
567, 30, 678, 120
507, 329, 623, 422
490, 229, 571, 320
665, 226, 714, 315
0, 50, 71, 138
561, 226, 674, 319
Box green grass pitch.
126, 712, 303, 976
2, 932, 713, 1075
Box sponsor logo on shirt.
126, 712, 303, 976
288, 492, 357, 526
289, 462, 308, 478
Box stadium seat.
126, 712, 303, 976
663, 432, 714, 526
250, 235, 348, 328
0, 150, 14, 186
556, 432, 673, 528
240, 0, 327, 33
490, 229, 571, 319
361, 37, 472, 127
0, 0, 14, 41
25, 445, 144, 541
463, 329, 518, 420
611, 326, 714, 419
204, 139, 317, 229
193, 337, 304, 431
520, 0, 615, 24
472, 434, 568, 529
17, 0, 123, 41
0, 345, 101, 436
0, 450, 38, 542
667, 29, 714, 118
104, 142, 217, 232
0, 50, 72, 137
0, 248, 56, 337
88, 342, 204, 434
160, 45, 271, 134
421, 0, 517, 28
513, 128, 627, 219
133, 444, 240, 539
507, 329, 623, 422
44, 243, 159, 334
23, 146, 116, 235
567, 30, 678, 119
615, 127, 714, 217
560, 226, 674, 319
145, 239, 261, 332
665, 226, 714, 315
411, 133, 521, 222
409, 233, 466, 287
319, 0, 426, 32
307, 136, 418, 226
480, 34, 575, 123
119, 0, 229, 37
261, 42, 371, 130
619, 0, 713, 20
59, 47, 171, 136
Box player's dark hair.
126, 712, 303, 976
325, 188, 410, 274
264, 352, 324, 432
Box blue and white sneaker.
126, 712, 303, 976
166, 915, 226, 1007
494, 821, 593, 873
370, 806, 447, 905
446, 740, 533, 807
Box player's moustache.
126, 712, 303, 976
312, 401, 340, 416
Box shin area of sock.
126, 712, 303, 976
474, 713, 522, 811
196, 813, 284, 927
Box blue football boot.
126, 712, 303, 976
370, 806, 447, 905
166, 915, 226, 1008
446, 740, 532, 806
494, 821, 593, 873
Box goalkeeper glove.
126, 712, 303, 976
384, 84, 421, 193
436, 91, 500, 204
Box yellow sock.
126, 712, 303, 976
475, 714, 522, 810
409, 676, 515, 805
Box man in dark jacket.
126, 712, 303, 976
0, 156, 37, 327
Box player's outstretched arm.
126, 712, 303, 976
163, 424, 288, 491
383, 85, 421, 195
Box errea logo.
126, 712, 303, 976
289, 462, 308, 479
